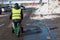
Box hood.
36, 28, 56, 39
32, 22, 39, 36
14, 6, 20, 9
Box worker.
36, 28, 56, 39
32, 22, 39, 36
10, 3, 23, 36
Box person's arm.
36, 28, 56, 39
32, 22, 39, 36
21, 9, 23, 20
9, 9, 12, 25
10, 9, 12, 20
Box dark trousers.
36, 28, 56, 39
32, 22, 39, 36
13, 20, 23, 33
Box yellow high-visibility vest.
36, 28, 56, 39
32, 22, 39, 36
12, 8, 21, 20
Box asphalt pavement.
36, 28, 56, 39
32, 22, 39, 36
0, 8, 60, 40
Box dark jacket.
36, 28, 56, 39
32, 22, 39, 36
10, 6, 23, 20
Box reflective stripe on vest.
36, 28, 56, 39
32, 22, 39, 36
12, 8, 21, 20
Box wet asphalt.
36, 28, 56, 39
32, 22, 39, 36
0, 8, 60, 40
